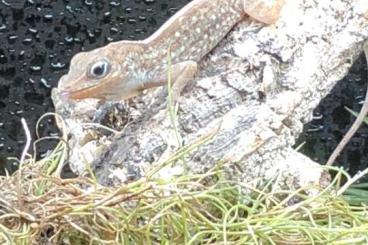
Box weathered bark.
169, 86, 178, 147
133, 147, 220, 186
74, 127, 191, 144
52, 0, 368, 187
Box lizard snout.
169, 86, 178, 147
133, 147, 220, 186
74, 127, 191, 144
56, 75, 73, 101
58, 90, 72, 102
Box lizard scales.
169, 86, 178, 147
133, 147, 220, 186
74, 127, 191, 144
57, 0, 285, 101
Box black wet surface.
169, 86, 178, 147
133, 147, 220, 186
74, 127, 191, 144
0, 0, 367, 177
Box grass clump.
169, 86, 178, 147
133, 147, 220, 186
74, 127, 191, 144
1, 139, 368, 244
1, 114, 368, 244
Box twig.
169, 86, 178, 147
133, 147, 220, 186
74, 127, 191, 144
337, 167, 368, 196
17, 118, 32, 209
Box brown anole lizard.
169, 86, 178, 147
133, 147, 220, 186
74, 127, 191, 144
326, 41, 368, 166
56, 0, 285, 101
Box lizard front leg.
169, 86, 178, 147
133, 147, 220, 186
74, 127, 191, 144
142, 61, 198, 102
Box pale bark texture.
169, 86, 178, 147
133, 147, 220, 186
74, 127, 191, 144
52, 0, 368, 187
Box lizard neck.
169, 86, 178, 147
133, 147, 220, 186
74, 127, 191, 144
141, 0, 245, 68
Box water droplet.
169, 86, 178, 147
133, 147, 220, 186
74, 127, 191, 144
307, 124, 323, 133
40, 78, 51, 88
18, 50, 25, 58
29, 65, 42, 72
87, 30, 95, 38
27, 28, 38, 34
49, 131, 59, 137
84, 0, 93, 6
2, 0, 26, 9
65, 5, 74, 14
50, 62, 66, 70
22, 38, 33, 45
127, 18, 137, 24
0, 54, 7, 64
0, 24, 7, 32
64, 36, 74, 43
110, 27, 119, 34
8, 35, 18, 44
144, 0, 155, 4
312, 112, 323, 120
1, 0, 10, 7
43, 14, 53, 21
109, 1, 120, 7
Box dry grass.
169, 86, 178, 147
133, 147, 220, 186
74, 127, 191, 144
1, 138, 368, 244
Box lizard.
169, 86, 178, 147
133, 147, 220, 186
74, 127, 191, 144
56, 0, 285, 102
326, 41, 368, 166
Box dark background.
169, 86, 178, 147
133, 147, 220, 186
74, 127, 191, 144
0, 0, 366, 176
297, 55, 368, 175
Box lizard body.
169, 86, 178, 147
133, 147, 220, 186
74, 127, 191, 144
57, 0, 285, 101
326, 42, 368, 166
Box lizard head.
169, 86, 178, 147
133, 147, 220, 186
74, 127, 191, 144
57, 42, 146, 101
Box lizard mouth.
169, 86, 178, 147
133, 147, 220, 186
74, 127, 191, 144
56, 71, 119, 101
58, 85, 106, 101
57, 75, 110, 101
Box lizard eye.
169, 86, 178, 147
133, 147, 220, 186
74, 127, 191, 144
89, 60, 110, 78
